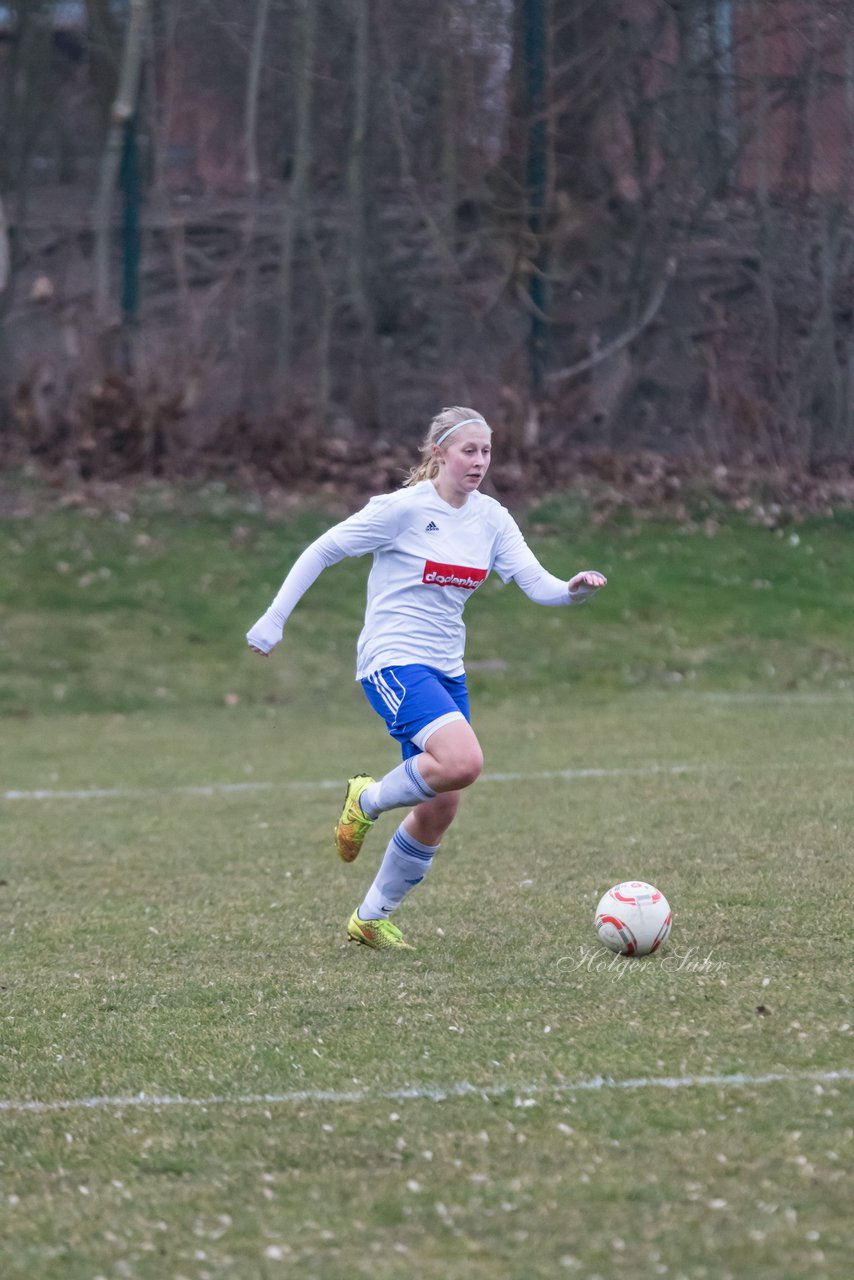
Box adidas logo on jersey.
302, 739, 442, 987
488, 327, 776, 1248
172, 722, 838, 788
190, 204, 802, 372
425, 521, 439, 532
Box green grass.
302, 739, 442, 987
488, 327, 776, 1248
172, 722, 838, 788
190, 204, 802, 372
2, 484, 853, 718
1, 488, 853, 1278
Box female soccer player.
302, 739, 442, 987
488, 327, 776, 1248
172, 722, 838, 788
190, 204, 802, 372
247, 406, 606, 950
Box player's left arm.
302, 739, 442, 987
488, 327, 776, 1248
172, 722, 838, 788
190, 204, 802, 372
513, 563, 607, 606
490, 507, 606, 605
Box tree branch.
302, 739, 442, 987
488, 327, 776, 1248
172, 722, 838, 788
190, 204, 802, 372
545, 256, 678, 385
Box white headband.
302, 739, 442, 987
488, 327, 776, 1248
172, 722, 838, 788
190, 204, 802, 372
435, 417, 489, 446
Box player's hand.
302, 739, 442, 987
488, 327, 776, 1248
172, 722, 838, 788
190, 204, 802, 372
568, 570, 607, 593
246, 616, 282, 654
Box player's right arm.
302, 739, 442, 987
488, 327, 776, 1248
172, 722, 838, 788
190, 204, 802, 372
246, 533, 346, 653
246, 493, 409, 655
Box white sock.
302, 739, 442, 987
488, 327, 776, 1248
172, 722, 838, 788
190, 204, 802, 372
358, 825, 440, 920
359, 756, 436, 820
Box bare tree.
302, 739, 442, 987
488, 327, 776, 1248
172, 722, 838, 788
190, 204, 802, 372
84, 0, 122, 125
0, 192, 10, 418
277, 0, 318, 396
0, 196, 9, 297
0, 2, 57, 192
347, 0, 379, 426
2, 0, 854, 475
244, 0, 273, 193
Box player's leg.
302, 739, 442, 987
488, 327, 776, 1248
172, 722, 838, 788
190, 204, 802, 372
403, 789, 460, 846
343, 668, 474, 948
347, 791, 460, 949
336, 666, 475, 862
356, 718, 481, 826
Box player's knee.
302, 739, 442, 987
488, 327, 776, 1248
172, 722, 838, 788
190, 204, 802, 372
424, 721, 484, 791
446, 743, 483, 790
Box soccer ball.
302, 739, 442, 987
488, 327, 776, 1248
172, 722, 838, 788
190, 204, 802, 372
594, 881, 672, 956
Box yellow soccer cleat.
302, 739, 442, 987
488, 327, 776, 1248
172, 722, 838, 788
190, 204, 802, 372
347, 910, 415, 951
334, 773, 376, 862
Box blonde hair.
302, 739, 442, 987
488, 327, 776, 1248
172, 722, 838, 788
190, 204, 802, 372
403, 406, 491, 487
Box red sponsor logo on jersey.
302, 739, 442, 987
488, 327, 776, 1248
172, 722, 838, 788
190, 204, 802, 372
422, 560, 488, 590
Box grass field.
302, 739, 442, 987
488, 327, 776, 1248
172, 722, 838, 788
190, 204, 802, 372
1, 486, 853, 1279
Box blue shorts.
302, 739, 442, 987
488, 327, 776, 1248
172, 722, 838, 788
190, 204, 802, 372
361, 665, 471, 760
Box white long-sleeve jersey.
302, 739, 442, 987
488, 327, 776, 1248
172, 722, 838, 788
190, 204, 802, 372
247, 481, 594, 679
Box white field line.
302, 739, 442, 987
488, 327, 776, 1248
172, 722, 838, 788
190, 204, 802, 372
1, 1068, 851, 1117
694, 691, 854, 705
5, 757, 854, 803
2, 764, 700, 802
3, 781, 290, 802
